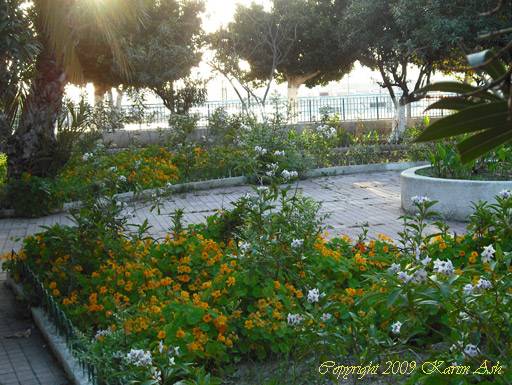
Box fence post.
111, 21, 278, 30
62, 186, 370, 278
376, 97, 379, 120
342, 99, 346, 121
308, 100, 312, 122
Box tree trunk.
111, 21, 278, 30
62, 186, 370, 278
115, 87, 124, 110
390, 100, 407, 142
6, 46, 66, 179
286, 72, 320, 122
94, 83, 109, 106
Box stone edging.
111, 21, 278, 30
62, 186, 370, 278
5, 276, 94, 385
0, 161, 427, 218
401, 165, 512, 221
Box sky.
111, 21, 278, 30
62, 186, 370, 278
67, 0, 451, 104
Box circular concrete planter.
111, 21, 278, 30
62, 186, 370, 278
401, 165, 512, 221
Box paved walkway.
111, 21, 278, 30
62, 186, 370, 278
0, 171, 466, 252
0, 171, 466, 384
0, 272, 70, 385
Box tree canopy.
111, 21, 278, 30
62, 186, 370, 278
76, 0, 205, 111
211, 0, 359, 102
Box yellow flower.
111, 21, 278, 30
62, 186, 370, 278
274, 280, 281, 290
244, 320, 254, 329
157, 330, 166, 339
49, 281, 57, 289
203, 314, 212, 323
212, 290, 222, 299
226, 276, 236, 287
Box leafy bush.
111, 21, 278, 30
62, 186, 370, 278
4, 173, 62, 217
420, 142, 512, 180
57, 145, 180, 201
0, 153, 6, 185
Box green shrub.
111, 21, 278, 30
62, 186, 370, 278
0, 153, 6, 185
5, 174, 62, 217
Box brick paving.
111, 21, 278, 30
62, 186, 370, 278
0, 271, 70, 385
0, 170, 467, 384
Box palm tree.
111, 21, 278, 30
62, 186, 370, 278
6, 0, 143, 179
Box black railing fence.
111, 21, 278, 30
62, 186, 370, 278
118, 93, 448, 129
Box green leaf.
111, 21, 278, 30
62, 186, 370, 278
417, 81, 501, 101
415, 101, 508, 142
387, 288, 401, 306
425, 97, 480, 111
467, 49, 508, 82
457, 125, 512, 163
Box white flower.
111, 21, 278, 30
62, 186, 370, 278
391, 321, 402, 335
412, 268, 428, 284
411, 195, 431, 205
433, 259, 455, 276
414, 246, 421, 261
118, 175, 127, 183
109, 166, 117, 173
241, 123, 251, 131
450, 340, 464, 353
166, 182, 173, 188
481, 245, 495, 264
388, 263, 401, 274
291, 239, 304, 249
462, 284, 474, 296
254, 146, 267, 155
316, 125, 337, 139
126, 349, 152, 367
421, 256, 432, 266
82, 152, 93, 161
169, 357, 175, 365
239, 242, 250, 253
158, 340, 165, 354
463, 344, 480, 358
498, 189, 512, 199
94, 328, 112, 340
256, 186, 269, 193
274, 150, 285, 156
397, 271, 413, 283
476, 278, 492, 290
307, 288, 325, 303
151, 368, 162, 382
321, 313, 332, 322
287, 313, 304, 326
281, 170, 298, 180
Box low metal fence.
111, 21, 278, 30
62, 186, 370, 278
11, 252, 99, 385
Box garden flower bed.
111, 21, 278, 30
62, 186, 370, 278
4, 186, 512, 385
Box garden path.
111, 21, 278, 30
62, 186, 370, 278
0, 170, 466, 254
0, 170, 467, 385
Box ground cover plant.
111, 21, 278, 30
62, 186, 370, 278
418, 142, 512, 181
4, 180, 512, 385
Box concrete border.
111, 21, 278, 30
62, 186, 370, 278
0, 161, 427, 218
5, 276, 94, 385
401, 165, 512, 221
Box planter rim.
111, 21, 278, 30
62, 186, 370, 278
402, 165, 512, 185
